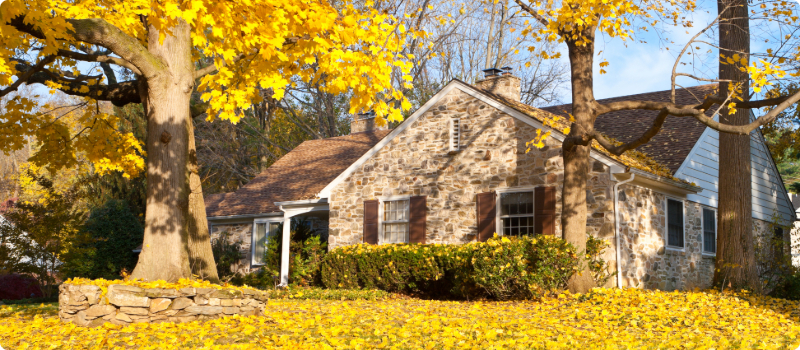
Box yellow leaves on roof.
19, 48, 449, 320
513, 104, 678, 180
3, 288, 800, 349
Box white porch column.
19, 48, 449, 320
276, 198, 329, 287
279, 214, 292, 286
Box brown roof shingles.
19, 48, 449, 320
205, 129, 391, 217
541, 85, 718, 173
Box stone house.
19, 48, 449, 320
206, 68, 795, 290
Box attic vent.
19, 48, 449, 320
450, 118, 461, 152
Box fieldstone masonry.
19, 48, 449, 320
616, 184, 776, 290
59, 284, 267, 327
327, 86, 618, 280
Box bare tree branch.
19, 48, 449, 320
56, 49, 142, 76
592, 109, 669, 155
17, 63, 141, 106
511, 0, 549, 27
8, 15, 163, 79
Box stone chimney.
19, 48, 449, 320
474, 66, 521, 101
350, 111, 388, 134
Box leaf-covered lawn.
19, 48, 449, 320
2, 288, 799, 349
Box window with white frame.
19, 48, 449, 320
382, 200, 409, 243
449, 118, 461, 151
702, 208, 716, 254
666, 199, 684, 248
499, 191, 535, 236
252, 221, 281, 265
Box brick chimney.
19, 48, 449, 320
474, 66, 521, 101
350, 111, 388, 134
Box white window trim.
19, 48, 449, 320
495, 186, 539, 237
449, 118, 461, 152
378, 196, 411, 244
664, 197, 686, 252
251, 218, 284, 267
701, 206, 717, 256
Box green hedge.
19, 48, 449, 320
320, 235, 595, 300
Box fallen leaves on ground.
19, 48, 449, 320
1, 288, 799, 349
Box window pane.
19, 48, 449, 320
253, 223, 267, 265
382, 223, 408, 243
703, 209, 715, 254
501, 192, 534, 216
667, 199, 684, 248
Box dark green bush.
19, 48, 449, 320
212, 231, 243, 280
320, 235, 591, 300
61, 199, 143, 280
771, 268, 800, 300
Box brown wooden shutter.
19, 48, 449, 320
535, 186, 556, 235
409, 196, 427, 244
363, 200, 379, 244
476, 192, 496, 242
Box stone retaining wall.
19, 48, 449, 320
59, 284, 267, 327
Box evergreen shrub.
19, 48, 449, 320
320, 235, 599, 300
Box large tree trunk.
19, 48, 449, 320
131, 20, 195, 282
713, 0, 759, 290
187, 117, 220, 282
563, 32, 597, 293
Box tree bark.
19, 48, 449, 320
186, 117, 220, 282
131, 20, 195, 282
713, 0, 759, 290
563, 32, 598, 293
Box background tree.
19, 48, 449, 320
0, 171, 89, 298
503, 0, 800, 292
2, 0, 419, 282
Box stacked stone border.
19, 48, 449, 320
59, 284, 267, 327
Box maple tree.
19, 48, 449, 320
503, 0, 800, 292
1, 0, 416, 282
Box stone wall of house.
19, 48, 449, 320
327, 87, 617, 273
616, 184, 713, 290
210, 223, 254, 274
59, 284, 267, 327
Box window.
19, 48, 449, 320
382, 200, 409, 243
252, 221, 281, 265
449, 118, 461, 151
666, 199, 684, 248
774, 227, 784, 241
499, 191, 534, 236
702, 208, 716, 254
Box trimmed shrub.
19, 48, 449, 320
320, 235, 584, 300
0, 274, 44, 300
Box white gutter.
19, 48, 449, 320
613, 172, 635, 288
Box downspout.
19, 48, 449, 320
613, 171, 635, 288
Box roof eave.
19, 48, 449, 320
615, 168, 703, 197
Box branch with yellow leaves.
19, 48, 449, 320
0, 55, 56, 98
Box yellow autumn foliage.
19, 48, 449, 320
2, 288, 800, 349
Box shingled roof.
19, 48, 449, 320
205, 129, 392, 217
541, 84, 718, 173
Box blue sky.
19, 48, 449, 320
552, 0, 796, 101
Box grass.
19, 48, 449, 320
1, 288, 799, 349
